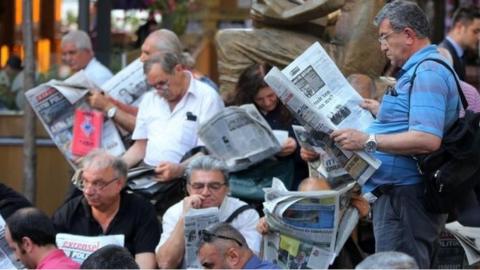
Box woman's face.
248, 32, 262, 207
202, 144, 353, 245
254, 87, 278, 113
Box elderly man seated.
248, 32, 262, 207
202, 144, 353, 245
155, 156, 261, 268
52, 150, 160, 269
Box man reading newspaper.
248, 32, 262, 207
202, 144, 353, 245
155, 156, 261, 268
329, 2, 460, 268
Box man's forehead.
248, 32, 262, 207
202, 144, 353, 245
190, 170, 225, 182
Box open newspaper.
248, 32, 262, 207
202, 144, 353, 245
445, 221, 480, 265
264, 42, 381, 185
292, 125, 354, 189
198, 104, 284, 172
56, 233, 124, 264
25, 59, 148, 168
0, 214, 23, 269
262, 178, 359, 269
184, 207, 219, 269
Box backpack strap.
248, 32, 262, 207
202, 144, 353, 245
224, 205, 254, 223
408, 57, 468, 110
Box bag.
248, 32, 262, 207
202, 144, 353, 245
409, 58, 480, 213
229, 158, 294, 201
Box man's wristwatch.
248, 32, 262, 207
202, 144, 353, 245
107, 106, 117, 119
364, 134, 377, 153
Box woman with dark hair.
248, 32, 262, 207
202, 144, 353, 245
233, 63, 308, 189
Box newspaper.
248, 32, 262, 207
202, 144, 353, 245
56, 233, 124, 264
184, 207, 219, 269
198, 104, 282, 172
264, 42, 381, 185
292, 125, 354, 189
0, 215, 23, 269
262, 178, 359, 269
445, 221, 480, 265
25, 59, 148, 168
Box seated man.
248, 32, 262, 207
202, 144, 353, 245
122, 53, 224, 181
156, 156, 261, 268
198, 223, 278, 269
52, 150, 159, 269
5, 207, 79, 269
61, 30, 113, 86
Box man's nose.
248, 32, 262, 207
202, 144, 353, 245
200, 185, 211, 195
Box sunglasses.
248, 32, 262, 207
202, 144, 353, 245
200, 230, 242, 246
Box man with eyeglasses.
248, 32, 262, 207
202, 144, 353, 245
52, 149, 160, 269
155, 156, 261, 268
439, 6, 480, 81
198, 223, 278, 269
329, 1, 460, 268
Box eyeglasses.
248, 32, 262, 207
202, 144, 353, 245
200, 229, 243, 246
78, 176, 119, 191
378, 31, 397, 45
188, 182, 226, 191
149, 78, 169, 90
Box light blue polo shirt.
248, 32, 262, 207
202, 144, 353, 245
364, 45, 460, 192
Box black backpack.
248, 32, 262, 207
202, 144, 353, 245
409, 58, 480, 213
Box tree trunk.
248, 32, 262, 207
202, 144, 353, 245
22, 0, 37, 202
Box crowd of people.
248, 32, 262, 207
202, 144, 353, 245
1, 0, 480, 269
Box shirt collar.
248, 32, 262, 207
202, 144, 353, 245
446, 36, 464, 58
243, 255, 262, 269
401, 45, 439, 73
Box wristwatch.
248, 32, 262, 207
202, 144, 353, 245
364, 134, 377, 153
107, 106, 117, 119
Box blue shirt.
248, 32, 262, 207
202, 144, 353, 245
365, 45, 459, 192
243, 255, 279, 269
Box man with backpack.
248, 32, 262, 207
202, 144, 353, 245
330, 1, 460, 268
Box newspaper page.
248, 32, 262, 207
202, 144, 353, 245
25, 59, 148, 168
445, 221, 480, 265
262, 178, 359, 269
184, 207, 219, 269
56, 233, 125, 264
0, 214, 23, 269
198, 104, 282, 172
292, 125, 354, 189
264, 42, 381, 185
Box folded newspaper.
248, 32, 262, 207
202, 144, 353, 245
262, 178, 359, 269
445, 221, 480, 265
264, 42, 381, 185
0, 214, 24, 269
198, 104, 283, 172
184, 207, 219, 269
56, 233, 125, 264
25, 59, 149, 168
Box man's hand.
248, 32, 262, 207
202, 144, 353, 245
277, 137, 297, 157
300, 147, 320, 162
256, 217, 270, 235
351, 194, 370, 218
154, 162, 184, 181
87, 89, 113, 112
330, 129, 368, 151
361, 98, 380, 116
182, 194, 204, 215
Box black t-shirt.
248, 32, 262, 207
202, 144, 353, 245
0, 183, 32, 219
52, 191, 160, 255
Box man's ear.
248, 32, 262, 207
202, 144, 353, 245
174, 63, 184, 73
225, 247, 241, 266
21, 237, 34, 253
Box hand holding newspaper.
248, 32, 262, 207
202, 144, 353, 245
25, 59, 148, 168
262, 178, 359, 269
264, 42, 381, 185
198, 104, 282, 172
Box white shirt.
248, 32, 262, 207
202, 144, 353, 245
83, 57, 113, 87
132, 72, 224, 166
157, 196, 262, 255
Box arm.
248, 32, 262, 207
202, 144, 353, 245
135, 253, 157, 269
108, 106, 137, 132
87, 90, 137, 132
122, 139, 147, 168
330, 129, 441, 155
156, 195, 203, 268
